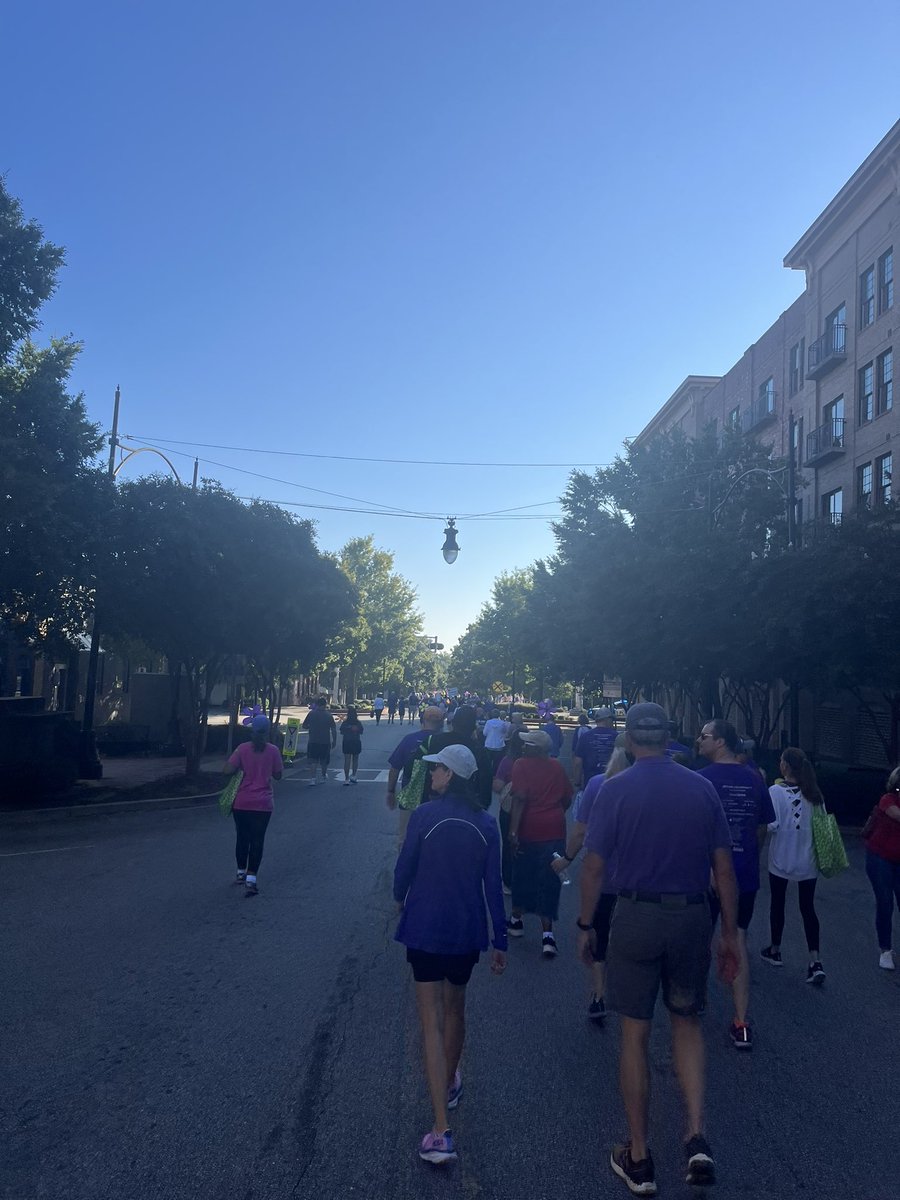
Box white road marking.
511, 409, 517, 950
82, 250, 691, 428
0, 844, 96, 858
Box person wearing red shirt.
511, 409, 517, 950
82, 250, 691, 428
507, 729, 573, 957
864, 766, 900, 970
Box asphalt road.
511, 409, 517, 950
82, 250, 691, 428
4, 718, 899, 1200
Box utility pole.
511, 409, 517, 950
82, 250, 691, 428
192, 457, 199, 491
80, 386, 120, 777
787, 408, 800, 744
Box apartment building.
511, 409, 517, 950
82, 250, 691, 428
635, 120, 898, 534
631, 120, 899, 767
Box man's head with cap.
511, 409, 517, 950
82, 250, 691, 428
593, 706, 614, 725
518, 728, 552, 755
624, 702, 669, 754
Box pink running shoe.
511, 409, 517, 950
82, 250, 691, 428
418, 1130, 457, 1164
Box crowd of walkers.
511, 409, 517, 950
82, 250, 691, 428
218, 693, 899, 1192
384, 698, 900, 1192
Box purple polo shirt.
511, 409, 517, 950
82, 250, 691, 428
585, 756, 731, 894
388, 728, 433, 786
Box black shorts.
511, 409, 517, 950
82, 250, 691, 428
307, 742, 331, 767
406, 948, 479, 986
708, 889, 757, 931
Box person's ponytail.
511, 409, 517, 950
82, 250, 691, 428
782, 746, 823, 805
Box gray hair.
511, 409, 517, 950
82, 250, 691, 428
604, 746, 631, 779
627, 728, 668, 750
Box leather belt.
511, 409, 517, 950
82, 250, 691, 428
618, 889, 707, 906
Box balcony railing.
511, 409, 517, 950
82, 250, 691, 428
806, 417, 846, 465
741, 395, 777, 434
807, 324, 847, 380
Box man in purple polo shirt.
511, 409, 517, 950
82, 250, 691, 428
577, 702, 739, 1196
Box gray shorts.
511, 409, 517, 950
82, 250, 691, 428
606, 895, 712, 1020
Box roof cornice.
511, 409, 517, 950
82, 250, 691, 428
783, 119, 900, 271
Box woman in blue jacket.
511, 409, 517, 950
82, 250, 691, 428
394, 743, 508, 1165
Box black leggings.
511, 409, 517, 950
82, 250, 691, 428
233, 810, 272, 874
768, 872, 819, 951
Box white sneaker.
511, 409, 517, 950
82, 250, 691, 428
879, 950, 896, 970
541, 933, 558, 958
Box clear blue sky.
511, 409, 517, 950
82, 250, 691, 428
4, 2, 898, 646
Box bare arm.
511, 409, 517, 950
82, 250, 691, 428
711, 846, 740, 984
386, 766, 400, 810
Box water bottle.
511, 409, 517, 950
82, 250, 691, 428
552, 852, 571, 885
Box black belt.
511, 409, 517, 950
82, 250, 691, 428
618, 889, 707, 906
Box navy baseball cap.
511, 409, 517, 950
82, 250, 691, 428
624, 702, 668, 732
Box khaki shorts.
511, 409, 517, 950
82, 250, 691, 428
606, 895, 712, 1020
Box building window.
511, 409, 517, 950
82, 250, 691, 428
879, 247, 894, 315
876, 452, 892, 506
727, 406, 740, 432
824, 395, 844, 440
858, 462, 873, 506
791, 415, 803, 466
822, 488, 843, 525
789, 340, 805, 396
860, 265, 875, 328
758, 377, 775, 414
859, 362, 874, 424
877, 348, 893, 415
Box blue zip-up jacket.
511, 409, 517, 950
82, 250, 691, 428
394, 792, 508, 955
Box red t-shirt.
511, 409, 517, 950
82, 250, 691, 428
865, 793, 900, 863
512, 756, 573, 842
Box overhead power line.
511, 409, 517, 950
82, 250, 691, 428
123, 433, 612, 470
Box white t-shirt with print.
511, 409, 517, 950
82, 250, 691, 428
767, 783, 818, 881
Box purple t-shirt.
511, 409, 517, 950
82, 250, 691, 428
576, 727, 618, 780
585, 756, 731, 894
578, 773, 618, 895
698, 762, 775, 893
388, 729, 433, 786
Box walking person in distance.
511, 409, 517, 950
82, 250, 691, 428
223, 714, 284, 897
339, 705, 364, 786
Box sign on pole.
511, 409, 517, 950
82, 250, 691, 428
283, 717, 302, 760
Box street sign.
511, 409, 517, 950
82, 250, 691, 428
283, 717, 302, 759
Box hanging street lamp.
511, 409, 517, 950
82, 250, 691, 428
441, 518, 459, 564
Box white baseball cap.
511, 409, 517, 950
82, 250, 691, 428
422, 744, 478, 779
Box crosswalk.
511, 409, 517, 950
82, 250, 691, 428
284, 764, 390, 783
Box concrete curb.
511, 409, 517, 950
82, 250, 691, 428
0, 766, 312, 825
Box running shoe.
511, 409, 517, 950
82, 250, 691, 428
244, 881, 259, 898
342, 780, 351, 787
234, 871, 247, 885
541, 933, 558, 958
684, 1134, 715, 1186
806, 961, 826, 985
418, 1130, 457, 1165
729, 1020, 752, 1050
610, 1143, 656, 1195
502, 884, 512, 896
760, 946, 783, 967
879, 950, 896, 970
506, 918, 524, 937
447, 1069, 463, 1110
350, 777, 359, 785
588, 994, 606, 1022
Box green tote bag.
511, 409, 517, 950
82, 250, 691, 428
811, 802, 849, 878
219, 770, 243, 816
